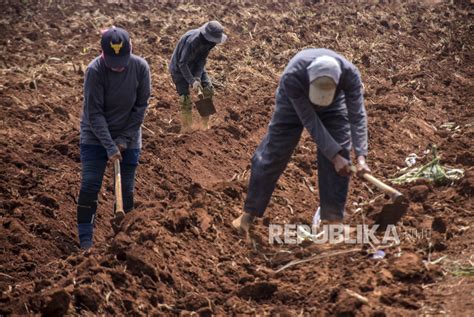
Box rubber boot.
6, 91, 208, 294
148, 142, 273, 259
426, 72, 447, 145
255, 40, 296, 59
201, 115, 210, 130
77, 191, 98, 249
201, 85, 214, 130
179, 95, 193, 133
232, 212, 255, 235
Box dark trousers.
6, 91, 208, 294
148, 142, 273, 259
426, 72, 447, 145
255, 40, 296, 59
244, 96, 351, 221
77, 145, 139, 224
81, 160, 136, 195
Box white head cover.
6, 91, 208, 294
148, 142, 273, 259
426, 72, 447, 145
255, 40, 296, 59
307, 56, 341, 106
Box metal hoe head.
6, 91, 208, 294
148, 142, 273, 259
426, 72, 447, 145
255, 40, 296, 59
353, 168, 409, 232
374, 195, 409, 231
195, 96, 216, 117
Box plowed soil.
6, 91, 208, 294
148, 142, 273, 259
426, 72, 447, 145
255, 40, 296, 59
0, 1, 473, 316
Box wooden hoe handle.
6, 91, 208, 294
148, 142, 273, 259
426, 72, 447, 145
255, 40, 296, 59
350, 166, 403, 202
114, 159, 124, 214
197, 86, 204, 99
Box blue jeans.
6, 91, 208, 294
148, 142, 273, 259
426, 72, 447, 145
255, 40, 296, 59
78, 144, 140, 223
244, 97, 351, 221
80, 160, 137, 197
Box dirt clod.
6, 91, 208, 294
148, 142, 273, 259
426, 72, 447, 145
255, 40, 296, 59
166, 209, 191, 232
409, 185, 430, 202
176, 292, 211, 311
432, 216, 447, 233
237, 282, 278, 300
125, 249, 158, 281
34, 194, 59, 209
390, 253, 424, 282
73, 286, 100, 313
41, 289, 70, 317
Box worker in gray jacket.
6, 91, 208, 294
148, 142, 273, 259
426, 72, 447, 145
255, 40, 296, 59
78, 26, 151, 249
169, 21, 227, 132
233, 48, 370, 234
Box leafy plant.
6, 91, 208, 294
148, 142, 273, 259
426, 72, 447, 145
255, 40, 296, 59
392, 146, 464, 185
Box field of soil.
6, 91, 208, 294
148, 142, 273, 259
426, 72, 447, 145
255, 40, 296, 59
0, 1, 473, 316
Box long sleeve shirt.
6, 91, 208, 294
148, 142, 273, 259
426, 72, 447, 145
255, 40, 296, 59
80, 54, 151, 157
278, 48, 368, 160
169, 29, 215, 84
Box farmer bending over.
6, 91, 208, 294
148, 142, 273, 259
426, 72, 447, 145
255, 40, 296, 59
233, 48, 370, 234
169, 21, 227, 132
77, 26, 151, 249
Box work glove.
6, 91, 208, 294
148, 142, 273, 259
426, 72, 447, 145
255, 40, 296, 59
192, 78, 202, 92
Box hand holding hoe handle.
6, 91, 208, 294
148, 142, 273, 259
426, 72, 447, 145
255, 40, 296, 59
349, 166, 404, 203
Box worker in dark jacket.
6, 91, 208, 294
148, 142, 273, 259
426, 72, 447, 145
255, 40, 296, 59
78, 26, 151, 249
233, 48, 370, 234
169, 21, 227, 132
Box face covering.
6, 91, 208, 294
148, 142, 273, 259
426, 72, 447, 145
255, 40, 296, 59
199, 33, 215, 46
100, 52, 127, 72
110, 67, 125, 72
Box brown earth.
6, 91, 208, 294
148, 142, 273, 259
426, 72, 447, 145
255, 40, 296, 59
0, 1, 473, 316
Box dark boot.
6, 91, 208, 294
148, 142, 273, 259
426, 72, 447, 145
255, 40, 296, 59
123, 193, 134, 213
77, 191, 98, 249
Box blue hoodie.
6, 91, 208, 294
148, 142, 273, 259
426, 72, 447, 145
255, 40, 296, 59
80, 54, 151, 158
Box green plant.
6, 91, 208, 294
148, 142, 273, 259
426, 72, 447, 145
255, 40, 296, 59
392, 146, 464, 185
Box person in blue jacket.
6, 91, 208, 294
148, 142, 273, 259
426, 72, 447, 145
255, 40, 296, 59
169, 21, 227, 132
232, 48, 370, 234
77, 26, 151, 249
